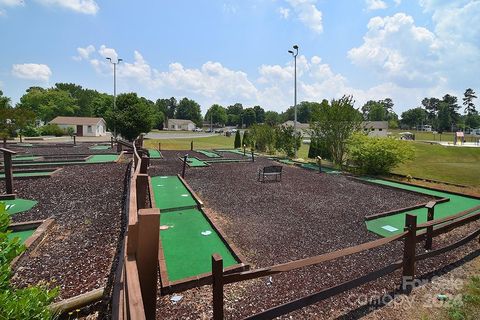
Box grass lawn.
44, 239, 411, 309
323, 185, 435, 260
388, 129, 480, 143
393, 142, 480, 187
144, 135, 235, 150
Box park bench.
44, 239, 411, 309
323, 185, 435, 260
258, 165, 282, 182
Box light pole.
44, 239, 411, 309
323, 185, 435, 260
106, 57, 123, 138
288, 45, 299, 158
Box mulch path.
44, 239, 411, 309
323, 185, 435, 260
150, 151, 480, 319
1, 144, 128, 302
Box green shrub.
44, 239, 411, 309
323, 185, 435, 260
275, 126, 301, 158
242, 130, 251, 148
347, 133, 414, 175
308, 137, 332, 160
0, 203, 58, 319
250, 124, 276, 154
39, 124, 64, 137
234, 130, 241, 148
22, 125, 40, 137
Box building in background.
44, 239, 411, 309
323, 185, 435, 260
362, 121, 388, 137
49, 116, 107, 137
165, 119, 196, 131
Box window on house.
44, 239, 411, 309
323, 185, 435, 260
87, 125, 93, 133
379, 128, 383, 131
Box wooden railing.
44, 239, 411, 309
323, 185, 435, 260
113, 137, 160, 320
211, 204, 480, 319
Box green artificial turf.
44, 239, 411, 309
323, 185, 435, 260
160, 208, 238, 281
148, 149, 162, 159
8, 229, 35, 244
185, 157, 209, 167
364, 179, 480, 237
13, 156, 41, 161
85, 154, 118, 163
299, 163, 341, 174
1, 199, 37, 215
12, 154, 118, 166
151, 176, 197, 211
0, 171, 53, 178
89, 145, 111, 150
195, 150, 221, 158
205, 159, 246, 163
279, 159, 295, 165
216, 149, 251, 156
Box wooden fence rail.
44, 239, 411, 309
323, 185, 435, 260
212, 205, 480, 319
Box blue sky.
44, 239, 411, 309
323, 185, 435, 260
1, 0, 479, 115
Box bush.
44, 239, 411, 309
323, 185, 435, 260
234, 130, 241, 148
275, 126, 301, 158
22, 125, 40, 137
242, 130, 251, 148
0, 203, 58, 319
250, 124, 276, 154
39, 124, 64, 137
347, 133, 414, 175
308, 137, 332, 160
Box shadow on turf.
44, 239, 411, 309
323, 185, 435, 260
338, 249, 480, 320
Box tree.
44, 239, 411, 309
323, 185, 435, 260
13, 107, 36, 143
310, 96, 363, 165
205, 104, 227, 126
362, 100, 386, 121
463, 88, 477, 115
264, 111, 280, 126
226, 103, 243, 126
253, 105, 265, 123
234, 130, 241, 148
250, 124, 276, 153
156, 97, 177, 119
347, 133, 414, 175
437, 102, 452, 132
275, 125, 301, 158
281, 101, 322, 123
176, 98, 202, 126
0, 91, 15, 145
110, 93, 155, 141
54, 83, 100, 117
422, 97, 441, 129
442, 94, 460, 125
242, 130, 251, 147
401, 107, 428, 129
242, 108, 256, 127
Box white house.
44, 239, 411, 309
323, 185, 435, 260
362, 121, 388, 137
49, 116, 107, 137
165, 119, 196, 131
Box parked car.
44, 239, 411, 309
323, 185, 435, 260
193, 128, 203, 132
214, 129, 224, 133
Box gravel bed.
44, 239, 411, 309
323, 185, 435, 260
1, 158, 128, 301
150, 151, 480, 319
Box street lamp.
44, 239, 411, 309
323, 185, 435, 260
106, 57, 123, 138
288, 44, 299, 158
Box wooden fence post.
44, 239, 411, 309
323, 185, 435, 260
136, 174, 149, 210
158, 142, 161, 151
212, 254, 224, 320
1, 148, 16, 195
137, 208, 160, 320
182, 155, 188, 178
425, 201, 436, 250
251, 149, 254, 162
110, 136, 114, 149
402, 214, 417, 293
243, 144, 246, 156
140, 155, 149, 174
73, 134, 76, 146
191, 140, 194, 151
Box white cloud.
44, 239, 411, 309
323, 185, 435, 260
0, 0, 24, 7
0, 9, 6, 16
35, 0, 99, 15
278, 7, 290, 19
98, 45, 118, 61
285, 0, 323, 34
11, 63, 52, 82
394, 0, 401, 5
73, 44, 95, 61
365, 0, 388, 11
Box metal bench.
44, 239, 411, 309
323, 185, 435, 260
258, 165, 282, 182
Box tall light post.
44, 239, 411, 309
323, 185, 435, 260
288, 44, 299, 158
106, 57, 123, 138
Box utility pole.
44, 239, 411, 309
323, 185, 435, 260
288, 45, 299, 158
106, 57, 123, 138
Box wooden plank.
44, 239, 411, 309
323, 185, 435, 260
212, 254, 224, 320
49, 287, 104, 315
417, 205, 480, 229
431, 211, 480, 237
402, 214, 417, 293
224, 232, 407, 284
244, 261, 402, 320
125, 255, 146, 320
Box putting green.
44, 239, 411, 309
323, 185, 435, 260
279, 159, 295, 165
216, 149, 251, 157
1, 199, 37, 215
89, 145, 111, 150
151, 176, 197, 211
13, 154, 118, 166
195, 150, 221, 158
8, 229, 34, 244
364, 178, 480, 237
13, 156, 41, 161
299, 163, 341, 174
185, 157, 208, 167
160, 208, 238, 281
0, 170, 55, 178
148, 149, 162, 159
85, 154, 118, 163
206, 159, 246, 163
17, 143, 33, 147
151, 175, 239, 281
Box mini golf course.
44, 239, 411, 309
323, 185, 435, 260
195, 150, 221, 158
0, 170, 55, 178
89, 145, 111, 150
151, 175, 239, 282
2, 199, 37, 215
11, 154, 119, 167
13, 155, 42, 161
148, 149, 162, 159
216, 149, 251, 157
183, 157, 209, 167
364, 178, 480, 237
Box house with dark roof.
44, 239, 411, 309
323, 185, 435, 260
49, 116, 107, 137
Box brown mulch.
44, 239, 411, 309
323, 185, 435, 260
150, 151, 480, 319
2, 150, 128, 301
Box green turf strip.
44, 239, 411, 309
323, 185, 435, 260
364, 178, 480, 237
12, 154, 118, 166
148, 149, 162, 159
1, 199, 37, 215
0, 171, 53, 178
216, 149, 251, 156
160, 208, 238, 281
89, 145, 111, 150
185, 157, 209, 167
85, 154, 118, 163
299, 163, 341, 174
205, 159, 245, 163
8, 229, 35, 244
13, 156, 41, 161
151, 176, 197, 211
279, 159, 295, 165
195, 150, 221, 158
17, 143, 33, 147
